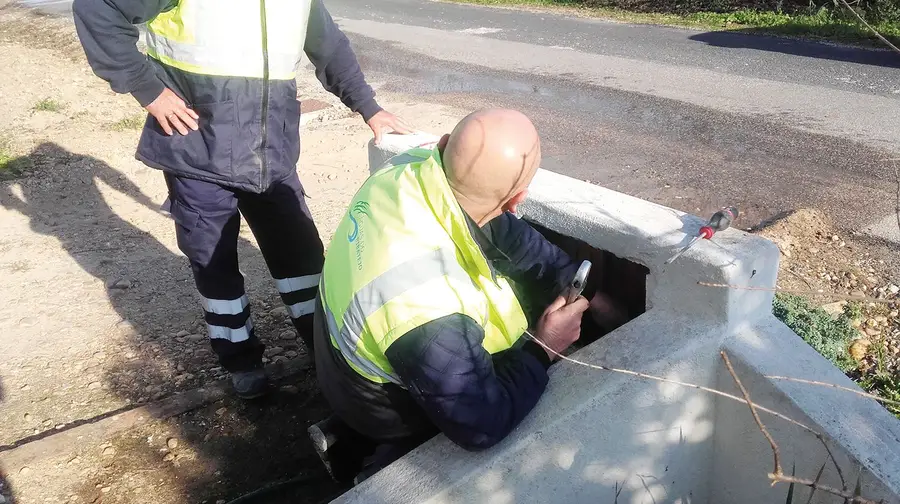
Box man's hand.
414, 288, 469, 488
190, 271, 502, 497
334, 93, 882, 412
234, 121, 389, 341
146, 88, 199, 136
588, 292, 628, 331
366, 109, 413, 145
534, 295, 589, 360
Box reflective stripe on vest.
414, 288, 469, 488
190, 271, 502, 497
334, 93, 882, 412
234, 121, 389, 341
320, 146, 529, 384
146, 0, 312, 79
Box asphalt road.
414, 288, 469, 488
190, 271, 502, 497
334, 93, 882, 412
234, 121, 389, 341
17, 0, 900, 249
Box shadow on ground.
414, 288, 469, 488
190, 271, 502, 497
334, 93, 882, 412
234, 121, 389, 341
0, 143, 342, 503
689, 28, 900, 68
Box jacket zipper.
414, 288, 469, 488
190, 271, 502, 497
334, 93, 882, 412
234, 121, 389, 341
259, 0, 270, 189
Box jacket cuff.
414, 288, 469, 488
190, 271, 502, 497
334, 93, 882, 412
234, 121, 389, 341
131, 76, 167, 108
522, 340, 552, 370
357, 99, 383, 123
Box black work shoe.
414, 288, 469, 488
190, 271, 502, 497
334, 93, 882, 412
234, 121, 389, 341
231, 369, 269, 399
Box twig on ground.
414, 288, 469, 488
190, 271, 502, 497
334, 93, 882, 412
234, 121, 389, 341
721, 351, 783, 480
523, 332, 820, 435
774, 475, 879, 504
834, 0, 900, 54
765, 375, 900, 406
696, 282, 894, 303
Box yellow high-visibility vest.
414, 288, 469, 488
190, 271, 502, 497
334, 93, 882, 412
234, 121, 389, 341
319, 147, 529, 384
146, 0, 312, 79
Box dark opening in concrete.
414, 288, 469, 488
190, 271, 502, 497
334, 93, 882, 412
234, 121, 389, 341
529, 222, 650, 349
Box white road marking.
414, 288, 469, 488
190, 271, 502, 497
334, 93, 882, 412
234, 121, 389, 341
456, 27, 502, 35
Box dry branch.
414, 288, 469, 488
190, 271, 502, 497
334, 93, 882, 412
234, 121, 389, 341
835, 0, 900, 55
696, 281, 895, 304
721, 351, 783, 479
765, 375, 900, 406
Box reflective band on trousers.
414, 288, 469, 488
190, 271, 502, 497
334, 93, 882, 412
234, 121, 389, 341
275, 274, 321, 294
326, 246, 473, 383
208, 319, 253, 343
201, 295, 249, 315
287, 299, 316, 318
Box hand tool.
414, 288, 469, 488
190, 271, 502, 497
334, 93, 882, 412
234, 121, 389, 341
664, 206, 739, 265
566, 260, 592, 304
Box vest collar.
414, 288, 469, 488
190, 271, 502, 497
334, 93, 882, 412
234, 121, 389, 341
418, 148, 498, 285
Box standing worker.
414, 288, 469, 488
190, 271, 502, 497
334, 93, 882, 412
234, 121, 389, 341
72, 0, 411, 399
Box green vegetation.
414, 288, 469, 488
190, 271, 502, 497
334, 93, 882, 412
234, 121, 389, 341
109, 113, 147, 131
0, 137, 32, 180
33, 98, 66, 112
447, 0, 900, 45
772, 293, 900, 419
773, 293, 857, 371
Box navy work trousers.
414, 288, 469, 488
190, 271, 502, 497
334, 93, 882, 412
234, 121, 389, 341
164, 172, 324, 373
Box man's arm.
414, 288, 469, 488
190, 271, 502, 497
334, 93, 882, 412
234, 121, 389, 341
484, 212, 579, 323
304, 0, 381, 122
72, 0, 171, 107
385, 314, 552, 451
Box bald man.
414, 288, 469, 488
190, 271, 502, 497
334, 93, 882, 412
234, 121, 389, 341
311, 109, 601, 482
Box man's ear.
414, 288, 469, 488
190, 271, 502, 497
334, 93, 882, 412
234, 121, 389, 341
502, 189, 528, 215
437, 134, 450, 153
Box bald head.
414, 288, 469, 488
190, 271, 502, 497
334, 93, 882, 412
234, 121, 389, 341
441, 108, 541, 226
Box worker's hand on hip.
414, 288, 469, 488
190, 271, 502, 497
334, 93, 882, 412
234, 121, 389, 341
535, 295, 589, 360
145, 88, 199, 136
366, 109, 413, 145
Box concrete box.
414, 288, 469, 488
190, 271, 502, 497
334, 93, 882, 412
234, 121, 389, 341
328, 135, 900, 504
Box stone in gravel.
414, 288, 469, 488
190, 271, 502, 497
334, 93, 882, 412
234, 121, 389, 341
187, 334, 205, 343
272, 355, 289, 364
285, 350, 299, 359
216, 407, 227, 416
42, 419, 52, 427
820, 301, 846, 319
865, 327, 880, 337
152, 392, 166, 401
177, 364, 186, 372
101, 486, 112, 493
889, 284, 900, 295
849, 339, 871, 361
279, 330, 297, 340
850, 291, 865, 298
175, 330, 190, 338
167, 437, 179, 450
102, 446, 115, 456
24, 413, 32, 422
163, 453, 175, 462
808, 248, 819, 254
268, 307, 288, 319
19, 467, 31, 476
107, 278, 132, 290
875, 315, 888, 323
851, 319, 862, 328
280, 385, 299, 394
265, 346, 284, 357
890, 311, 899, 318
217, 500, 226, 504
203, 433, 212, 442
866, 319, 879, 328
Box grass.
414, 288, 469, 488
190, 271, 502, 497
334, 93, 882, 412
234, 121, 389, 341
445, 0, 900, 46
772, 293, 900, 419
0, 136, 32, 180
109, 113, 147, 131
33, 98, 65, 112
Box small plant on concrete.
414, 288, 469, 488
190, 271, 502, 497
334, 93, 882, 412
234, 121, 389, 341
33, 98, 65, 112
772, 293, 856, 371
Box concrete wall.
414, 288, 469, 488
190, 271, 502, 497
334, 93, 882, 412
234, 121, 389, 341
329, 134, 900, 504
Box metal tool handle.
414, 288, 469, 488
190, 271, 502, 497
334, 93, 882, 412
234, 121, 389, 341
566, 260, 591, 304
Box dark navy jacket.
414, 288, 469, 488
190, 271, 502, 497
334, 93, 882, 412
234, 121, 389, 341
315, 211, 579, 451
72, 0, 380, 193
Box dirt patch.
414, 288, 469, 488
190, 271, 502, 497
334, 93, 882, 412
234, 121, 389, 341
754, 208, 900, 382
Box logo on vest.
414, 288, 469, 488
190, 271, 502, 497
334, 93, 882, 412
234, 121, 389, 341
348, 201, 371, 270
